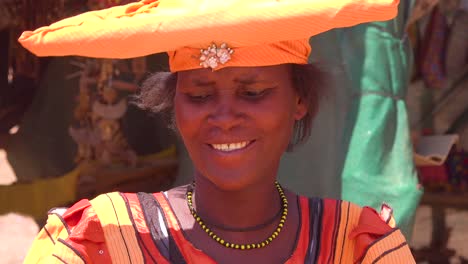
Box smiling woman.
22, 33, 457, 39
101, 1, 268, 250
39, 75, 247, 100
135, 64, 326, 149
19, 0, 416, 263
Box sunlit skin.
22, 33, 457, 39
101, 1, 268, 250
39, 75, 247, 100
167, 64, 307, 263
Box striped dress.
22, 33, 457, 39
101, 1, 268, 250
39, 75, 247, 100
24, 192, 415, 263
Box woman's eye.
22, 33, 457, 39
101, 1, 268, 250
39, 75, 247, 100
240, 88, 270, 99
186, 93, 212, 102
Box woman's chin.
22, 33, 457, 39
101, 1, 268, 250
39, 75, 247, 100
197, 169, 259, 191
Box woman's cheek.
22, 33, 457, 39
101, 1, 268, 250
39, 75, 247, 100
174, 96, 193, 138
175, 98, 207, 142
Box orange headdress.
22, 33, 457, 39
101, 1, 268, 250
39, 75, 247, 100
19, 0, 399, 72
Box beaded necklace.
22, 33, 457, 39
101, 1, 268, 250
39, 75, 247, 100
201, 206, 282, 232
186, 181, 288, 250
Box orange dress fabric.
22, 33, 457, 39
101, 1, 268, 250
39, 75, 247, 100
24, 192, 415, 263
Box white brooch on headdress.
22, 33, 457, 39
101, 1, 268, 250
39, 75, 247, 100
199, 43, 234, 69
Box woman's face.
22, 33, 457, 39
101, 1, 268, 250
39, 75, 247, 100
175, 64, 306, 190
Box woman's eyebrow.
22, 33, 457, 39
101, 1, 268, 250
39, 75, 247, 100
233, 76, 259, 85
191, 79, 216, 87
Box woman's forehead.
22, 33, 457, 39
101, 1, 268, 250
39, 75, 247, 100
177, 64, 291, 83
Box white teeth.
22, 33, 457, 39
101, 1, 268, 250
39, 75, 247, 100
211, 141, 250, 152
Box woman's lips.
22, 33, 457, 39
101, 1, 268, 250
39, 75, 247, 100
207, 140, 256, 152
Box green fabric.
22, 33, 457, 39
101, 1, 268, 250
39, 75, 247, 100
340, 2, 421, 239
308, 0, 421, 239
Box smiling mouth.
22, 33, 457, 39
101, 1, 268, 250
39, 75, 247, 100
209, 140, 254, 152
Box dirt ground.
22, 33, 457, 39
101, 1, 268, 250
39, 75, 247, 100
411, 206, 468, 264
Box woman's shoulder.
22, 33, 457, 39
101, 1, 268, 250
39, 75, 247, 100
26, 192, 165, 263
300, 196, 414, 263
24, 197, 111, 263
299, 196, 394, 227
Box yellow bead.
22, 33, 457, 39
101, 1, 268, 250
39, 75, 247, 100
185, 180, 288, 251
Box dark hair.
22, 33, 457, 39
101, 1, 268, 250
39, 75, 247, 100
133, 63, 327, 149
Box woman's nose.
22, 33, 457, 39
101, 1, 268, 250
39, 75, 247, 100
206, 96, 244, 130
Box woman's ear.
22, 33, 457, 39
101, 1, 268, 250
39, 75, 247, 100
294, 96, 307, 120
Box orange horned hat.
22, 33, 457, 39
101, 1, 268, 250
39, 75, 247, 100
19, 0, 399, 72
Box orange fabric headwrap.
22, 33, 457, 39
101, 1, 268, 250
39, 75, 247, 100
168, 39, 311, 72
18, 0, 400, 72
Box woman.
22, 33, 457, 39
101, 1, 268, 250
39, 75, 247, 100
21, 0, 415, 263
